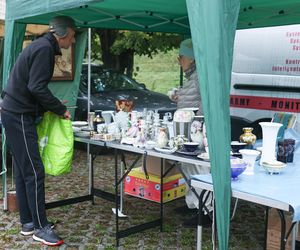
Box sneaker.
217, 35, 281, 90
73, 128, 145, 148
21, 222, 55, 236
21, 222, 35, 236
33, 225, 63, 246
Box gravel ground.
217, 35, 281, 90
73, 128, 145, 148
0, 149, 265, 250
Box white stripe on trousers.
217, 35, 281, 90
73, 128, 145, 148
21, 114, 42, 228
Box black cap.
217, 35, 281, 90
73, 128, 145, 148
49, 16, 76, 38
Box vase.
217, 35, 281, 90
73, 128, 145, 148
239, 127, 257, 148
239, 149, 261, 175
156, 127, 169, 148
259, 122, 283, 165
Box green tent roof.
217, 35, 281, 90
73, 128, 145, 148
6, 0, 300, 33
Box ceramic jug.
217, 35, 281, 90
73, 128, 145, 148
190, 116, 204, 148
156, 127, 168, 148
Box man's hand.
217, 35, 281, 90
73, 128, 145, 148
63, 110, 71, 120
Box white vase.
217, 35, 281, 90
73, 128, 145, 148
259, 122, 283, 165
239, 149, 260, 175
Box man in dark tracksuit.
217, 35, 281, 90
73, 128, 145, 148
1, 16, 75, 246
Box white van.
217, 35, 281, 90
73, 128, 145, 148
230, 24, 300, 133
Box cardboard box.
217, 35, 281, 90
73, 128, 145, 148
143, 156, 179, 177
267, 208, 294, 250
124, 167, 186, 203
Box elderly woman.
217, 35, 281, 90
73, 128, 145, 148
170, 38, 212, 227
170, 38, 202, 114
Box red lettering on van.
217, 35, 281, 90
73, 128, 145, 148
230, 95, 300, 113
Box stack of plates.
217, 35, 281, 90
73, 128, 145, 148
72, 121, 90, 138
72, 121, 88, 127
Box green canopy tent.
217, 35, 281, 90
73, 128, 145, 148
3, 1, 300, 249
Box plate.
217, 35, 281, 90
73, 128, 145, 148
197, 152, 210, 161
120, 137, 134, 145
72, 126, 82, 132
74, 131, 90, 138
154, 147, 176, 154
176, 148, 202, 156
72, 121, 88, 126
181, 107, 199, 112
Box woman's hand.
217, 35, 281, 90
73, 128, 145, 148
170, 94, 179, 102
168, 88, 178, 102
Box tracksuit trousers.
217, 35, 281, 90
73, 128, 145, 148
1, 110, 48, 229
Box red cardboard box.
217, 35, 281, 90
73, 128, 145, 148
124, 167, 186, 203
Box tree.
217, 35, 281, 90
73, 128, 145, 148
91, 29, 182, 77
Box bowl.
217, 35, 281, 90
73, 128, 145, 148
230, 157, 247, 180
183, 142, 199, 152
262, 160, 287, 174
145, 141, 156, 150
231, 141, 247, 153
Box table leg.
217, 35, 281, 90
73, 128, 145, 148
160, 158, 164, 231
89, 146, 95, 205
114, 149, 120, 247
197, 189, 207, 250
264, 207, 269, 250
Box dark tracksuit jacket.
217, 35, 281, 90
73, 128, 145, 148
1, 32, 67, 228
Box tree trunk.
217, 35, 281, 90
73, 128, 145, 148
96, 29, 134, 77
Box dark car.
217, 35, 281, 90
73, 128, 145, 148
75, 64, 177, 120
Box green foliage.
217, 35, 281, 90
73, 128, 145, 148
111, 31, 182, 58
90, 29, 182, 61
89, 30, 181, 94
91, 32, 102, 62
134, 49, 180, 94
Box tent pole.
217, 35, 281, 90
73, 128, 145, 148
87, 28, 92, 194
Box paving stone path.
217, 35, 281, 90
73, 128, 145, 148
0, 149, 265, 249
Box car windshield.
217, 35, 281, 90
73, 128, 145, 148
81, 68, 142, 94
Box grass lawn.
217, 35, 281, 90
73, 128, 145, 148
134, 49, 181, 95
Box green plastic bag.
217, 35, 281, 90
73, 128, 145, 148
37, 111, 74, 176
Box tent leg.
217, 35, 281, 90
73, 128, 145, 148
197, 225, 203, 250
196, 189, 206, 250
